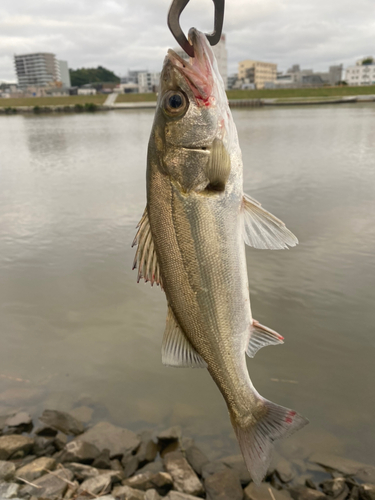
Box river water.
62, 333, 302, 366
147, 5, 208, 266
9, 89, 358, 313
0, 104, 374, 464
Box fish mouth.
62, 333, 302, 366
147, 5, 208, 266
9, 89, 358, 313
167, 28, 215, 106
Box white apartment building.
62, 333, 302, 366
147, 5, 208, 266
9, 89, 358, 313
58, 60, 71, 87
345, 60, 375, 86
173, 34, 228, 89
14, 53, 63, 88
138, 72, 160, 93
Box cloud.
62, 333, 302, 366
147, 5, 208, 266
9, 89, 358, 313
0, 0, 374, 82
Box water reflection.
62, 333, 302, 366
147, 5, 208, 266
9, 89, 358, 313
0, 105, 374, 464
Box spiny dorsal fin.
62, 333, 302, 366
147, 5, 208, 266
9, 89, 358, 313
162, 307, 207, 368
132, 207, 162, 287
246, 320, 284, 358
241, 193, 298, 250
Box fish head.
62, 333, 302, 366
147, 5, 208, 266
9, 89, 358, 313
149, 28, 238, 194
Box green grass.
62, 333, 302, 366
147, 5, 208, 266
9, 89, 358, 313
116, 93, 158, 103
226, 85, 375, 100
0, 95, 106, 107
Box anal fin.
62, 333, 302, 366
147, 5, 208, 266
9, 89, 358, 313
246, 320, 284, 358
242, 193, 298, 249
162, 307, 207, 368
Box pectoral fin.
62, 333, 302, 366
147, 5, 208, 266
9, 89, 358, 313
132, 207, 162, 287
162, 307, 207, 368
241, 194, 298, 249
246, 320, 284, 358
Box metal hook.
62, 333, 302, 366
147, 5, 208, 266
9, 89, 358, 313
167, 0, 225, 58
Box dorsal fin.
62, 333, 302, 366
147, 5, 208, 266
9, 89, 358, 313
162, 306, 207, 368
132, 207, 162, 287
241, 194, 298, 250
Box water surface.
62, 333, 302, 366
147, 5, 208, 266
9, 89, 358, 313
0, 105, 374, 463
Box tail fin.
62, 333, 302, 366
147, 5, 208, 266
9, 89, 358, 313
231, 397, 308, 485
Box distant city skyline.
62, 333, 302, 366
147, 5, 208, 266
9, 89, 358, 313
1, 0, 374, 83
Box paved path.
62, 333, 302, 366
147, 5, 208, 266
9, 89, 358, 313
104, 93, 118, 106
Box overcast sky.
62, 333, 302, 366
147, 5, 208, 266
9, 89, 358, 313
1, 0, 374, 82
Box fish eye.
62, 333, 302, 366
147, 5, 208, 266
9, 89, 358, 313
164, 91, 188, 116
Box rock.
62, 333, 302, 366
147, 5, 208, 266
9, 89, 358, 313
245, 483, 293, 500
137, 431, 158, 465
79, 474, 112, 496
60, 440, 100, 464
32, 436, 55, 456
54, 432, 67, 451
20, 467, 74, 498
0, 482, 20, 499
275, 457, 296, 483
161, 441, 180, 458
123, 471, 173, 494
288, 486, 326, 500
149, 472, 174, 495
123, 455, 140, 478
0, 435, 34, 460
201, 461, 229, 479
164, 450, 204, 496
35, 425, 58, 437
93, 448, 112, 469
348, 486, 359, 500
145, 489, 162, 500
157, 426, 181, 442
166, 492, 199, 500
78, 471, 121, 495
0, 460, 16, 481
74, 422, 140, 459
221, 454, 251, 485
112, 485, 146, 499
69, 406, 93, 423
63, 479, 79, 499
310, 454, 375, 483
205, 468, 243, 500
111, 458, 124, 472
5, 412, 32, 428
359, 485, 375, 500
39, 409, 84, 436
321, 478, 349, 498
12, 454, 37, 469
305, 479, 317, 490
65, 462, 100, 480
137, 461, 164, 475
16, 456, 56, 482
185, 445, 209, 476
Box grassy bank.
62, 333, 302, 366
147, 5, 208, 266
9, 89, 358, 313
226, 85, 375, 99
113, 85, 375, 103
0, 95, 106, 107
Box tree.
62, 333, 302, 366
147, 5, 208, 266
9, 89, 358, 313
362, 57, 374, 65
69, 66, 120, 86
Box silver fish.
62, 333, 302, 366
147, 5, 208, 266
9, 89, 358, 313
133, 28, 308, 483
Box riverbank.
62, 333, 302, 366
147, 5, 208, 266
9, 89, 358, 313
0, 408, 374, 500
1, 86, 375, 114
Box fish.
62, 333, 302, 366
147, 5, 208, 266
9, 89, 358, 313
132, 28, 308, 483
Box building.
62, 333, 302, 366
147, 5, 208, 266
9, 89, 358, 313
346, 57, 375, 86
137, 72, 160, 93
173, 34, 228, 89
238, 60, 277, 89
14, 53, 63, 88
271, 64, 343, 89
58, 60, 71, 87
121, 70, 147, 85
